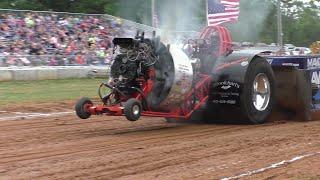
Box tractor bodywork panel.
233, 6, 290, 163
266, 55, 320, 111
209, 51, 254, 107
210, 52, 320, 120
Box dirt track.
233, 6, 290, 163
0, 103, 320, 179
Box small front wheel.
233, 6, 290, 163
124, 98, 142, 121
75, 97, 93, 119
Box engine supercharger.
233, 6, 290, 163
110, 35, 195, 111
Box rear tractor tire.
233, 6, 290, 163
240, 58, 276, 124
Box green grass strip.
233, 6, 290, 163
0, 78, 106, 106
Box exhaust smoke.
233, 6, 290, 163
227, 0, 273, 43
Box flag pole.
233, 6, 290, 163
206, 0, 209, 26
151, 0, 155, 27
277, 0, 283, 48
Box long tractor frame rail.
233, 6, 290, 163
76, 74, 212, 121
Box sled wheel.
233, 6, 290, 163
124, 98, 142, 121
75, 97, 93, 119
241, 58, 276, 124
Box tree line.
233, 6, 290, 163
0, 0, 319, 46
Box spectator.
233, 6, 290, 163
0, 10, 127, 66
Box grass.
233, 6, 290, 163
0, 78, 106, 106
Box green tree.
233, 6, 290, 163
0, 0, 46, 10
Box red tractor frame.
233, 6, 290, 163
75, 26, 232, 121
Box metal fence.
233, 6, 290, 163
0, 55, 112, 67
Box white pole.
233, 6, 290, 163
151, 0, 155, 27
277, 0, 283, 47
206, 0, 209, 26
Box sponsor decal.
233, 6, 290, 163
221, 85, 231, 90
215, 57, 247, 71
214, 81, 240, 89
311, 72, 320, 110
212, 100, 236, 104
240, 61, 249, 67
213, 92, 240, 97
311, 71, 320, 86
313, 89, 320, 100
282, 63, 300, 67
307, 57, 320, 69
312, 89, 320, 110
266, 58, 273, 64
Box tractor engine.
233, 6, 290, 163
109, 35, 194, 112
110, 38, 157, 85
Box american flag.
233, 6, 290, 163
207, 0, 240, 26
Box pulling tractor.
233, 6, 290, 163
75, 26, 320, 124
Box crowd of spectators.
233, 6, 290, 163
0, 10, 129, 66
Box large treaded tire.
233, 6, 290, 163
75, 97, 93, 119
124, 98, 142, 121
240, 58, 276, 124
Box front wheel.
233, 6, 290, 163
240, 58, 276, 124
75, 97, 93, 119
124, 98, 142, 121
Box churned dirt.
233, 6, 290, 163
0, 103, 319, 180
